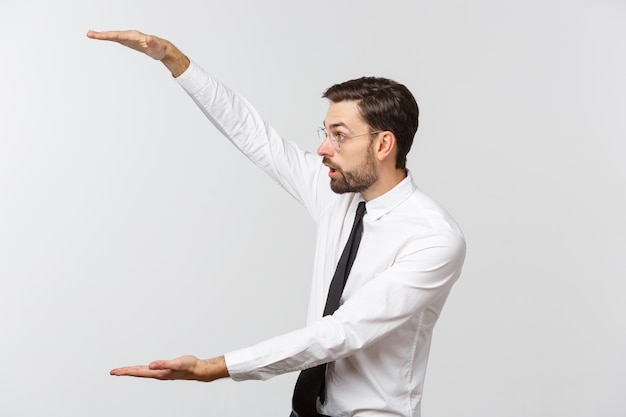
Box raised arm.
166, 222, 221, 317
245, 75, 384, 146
86, 30, 190, 77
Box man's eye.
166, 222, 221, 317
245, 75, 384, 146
336, 133, 347, 142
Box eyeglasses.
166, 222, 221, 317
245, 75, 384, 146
318, 127, 382, 150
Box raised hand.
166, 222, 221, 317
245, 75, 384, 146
110, 355, 229, 382
87, 29, 190, 77
87, 30, 166, 60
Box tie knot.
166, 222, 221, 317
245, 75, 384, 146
356, 201, 366, 219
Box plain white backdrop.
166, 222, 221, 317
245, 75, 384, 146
1, 0, 624, 416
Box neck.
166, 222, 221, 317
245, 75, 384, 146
361, 168, 407, 201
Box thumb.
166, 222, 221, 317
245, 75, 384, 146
148, 359, 173, 370
144, 35, 166, 61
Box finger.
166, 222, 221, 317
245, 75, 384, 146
110, 365, 171, 379
86, 30, 124, 41
110, 365, 151, 375
86, 30, 143, 43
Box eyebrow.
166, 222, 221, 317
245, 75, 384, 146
324, 121, 349, 130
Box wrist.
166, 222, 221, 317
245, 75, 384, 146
161, 41, 191, 78
199, 356, 230, 381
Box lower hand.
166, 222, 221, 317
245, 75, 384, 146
110, 355, 229, 382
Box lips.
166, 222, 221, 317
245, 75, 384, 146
323, 157, 340, 178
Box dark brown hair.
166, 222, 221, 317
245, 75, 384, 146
323, 77, 419, 171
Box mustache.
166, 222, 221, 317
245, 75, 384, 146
322, 157, 339, 170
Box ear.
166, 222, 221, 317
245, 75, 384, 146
374, 131, 397, 163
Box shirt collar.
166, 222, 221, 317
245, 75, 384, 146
361, 171, 417, 221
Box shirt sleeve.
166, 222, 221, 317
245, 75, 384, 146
175, 61, 331, 218
225, 231, 466, 380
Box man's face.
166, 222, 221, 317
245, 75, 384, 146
318, 100, 379, 194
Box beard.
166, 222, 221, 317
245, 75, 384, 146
324, 147, 378, 194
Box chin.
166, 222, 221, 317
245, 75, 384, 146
330, 179, 350, 194
330, 180, 366, 194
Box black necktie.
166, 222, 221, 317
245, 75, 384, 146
292, 201, 367, 417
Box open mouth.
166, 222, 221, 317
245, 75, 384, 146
323, 157, 340, 178
325, 164, 339, 178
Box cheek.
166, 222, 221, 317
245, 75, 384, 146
336, 159, 351, 173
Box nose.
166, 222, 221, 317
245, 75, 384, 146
317, 135, 334, 157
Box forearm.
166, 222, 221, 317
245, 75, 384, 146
226, 235, 466, 381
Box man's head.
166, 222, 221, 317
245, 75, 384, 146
322, 76, 419, 171
318, 77, 419, 200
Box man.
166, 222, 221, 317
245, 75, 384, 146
87, 30, 466, 417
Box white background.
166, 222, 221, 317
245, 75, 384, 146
1, 1, 625, 416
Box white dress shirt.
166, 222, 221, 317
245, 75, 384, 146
176, 62, 466, 417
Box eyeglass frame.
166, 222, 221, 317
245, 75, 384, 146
318, 126, 383, 150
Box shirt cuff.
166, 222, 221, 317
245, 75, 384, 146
175, 61, 209, 95
224, 347, 264, 381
